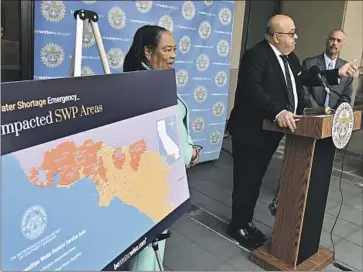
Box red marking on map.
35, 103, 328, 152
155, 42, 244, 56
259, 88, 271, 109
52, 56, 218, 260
129, 140, 147, 171
28, 139, 149, 187
28, 140, 106, 187
113, 147, 126, 169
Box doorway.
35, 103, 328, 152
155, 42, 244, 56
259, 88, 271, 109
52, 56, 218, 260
240, 0, 281, 57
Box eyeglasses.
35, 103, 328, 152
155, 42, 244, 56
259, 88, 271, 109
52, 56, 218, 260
274, 31, 297, 38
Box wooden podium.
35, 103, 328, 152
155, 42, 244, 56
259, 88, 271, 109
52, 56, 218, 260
251, 111, 362, 271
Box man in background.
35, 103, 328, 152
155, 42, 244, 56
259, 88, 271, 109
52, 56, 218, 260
302, 29, 353, 109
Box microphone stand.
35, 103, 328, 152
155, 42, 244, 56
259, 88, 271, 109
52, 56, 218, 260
321, 74, 350, 105
302, 75, 351, 116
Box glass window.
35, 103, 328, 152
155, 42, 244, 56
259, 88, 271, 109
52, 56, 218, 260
1, 0, 21, 82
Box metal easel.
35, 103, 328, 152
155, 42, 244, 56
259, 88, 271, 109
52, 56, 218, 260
69, 9, 110, 77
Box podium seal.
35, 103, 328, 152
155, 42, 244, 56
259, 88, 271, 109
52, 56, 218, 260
332, 102, 354, 149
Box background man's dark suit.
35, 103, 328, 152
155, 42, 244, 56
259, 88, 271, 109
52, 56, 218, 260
228, 40, 340, 231
302, 53, 353, 109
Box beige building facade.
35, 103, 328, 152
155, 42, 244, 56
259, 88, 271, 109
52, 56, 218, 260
227, 0, 363, 118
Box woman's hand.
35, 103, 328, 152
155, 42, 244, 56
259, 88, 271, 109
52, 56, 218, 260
188, 147, 200, 168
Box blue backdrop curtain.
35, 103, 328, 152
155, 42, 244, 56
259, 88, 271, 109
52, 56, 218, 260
34, 0, 235, 163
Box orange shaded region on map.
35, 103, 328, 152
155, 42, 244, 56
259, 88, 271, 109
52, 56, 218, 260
113, 147, 126, 169
129, 140, 147, 171
78, 140, 107, 183
27, 138, 173, 222
29, 140, 106, 187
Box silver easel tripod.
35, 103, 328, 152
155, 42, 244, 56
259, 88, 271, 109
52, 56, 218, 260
69, 9, 110, 77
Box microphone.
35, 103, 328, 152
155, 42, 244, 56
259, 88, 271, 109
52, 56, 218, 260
309, 65, 331, 94
309, 65, 348, 103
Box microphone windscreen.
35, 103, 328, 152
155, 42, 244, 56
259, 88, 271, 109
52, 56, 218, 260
309, 65, 321, 76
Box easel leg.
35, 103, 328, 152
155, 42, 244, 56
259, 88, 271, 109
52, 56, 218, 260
151, 229, 171, 271
90, 21, 111, 74
69, 9, 110, 77
152, 242, 164, 271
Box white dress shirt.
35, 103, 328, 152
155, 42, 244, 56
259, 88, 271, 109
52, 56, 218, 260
268, 43, 298, 118
324, 52, 337, 70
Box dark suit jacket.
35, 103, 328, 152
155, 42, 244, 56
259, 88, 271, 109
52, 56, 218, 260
229, 40, 340, 150
302, 53, 353, 109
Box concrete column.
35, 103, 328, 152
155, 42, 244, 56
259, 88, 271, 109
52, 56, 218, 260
227, 1, 246, 119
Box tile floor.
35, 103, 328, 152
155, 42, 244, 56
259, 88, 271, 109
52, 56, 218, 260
163, 136, 363, 271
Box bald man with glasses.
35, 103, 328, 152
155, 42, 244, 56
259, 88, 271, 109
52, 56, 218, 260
302, 29, 353, 109
227, 15, 359, 251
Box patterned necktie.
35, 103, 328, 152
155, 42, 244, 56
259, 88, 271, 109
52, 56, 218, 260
324, 62, 334, 107
280, 55, 295, 112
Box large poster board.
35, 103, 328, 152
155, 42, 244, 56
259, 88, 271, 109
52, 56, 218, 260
1, 69, 190, 271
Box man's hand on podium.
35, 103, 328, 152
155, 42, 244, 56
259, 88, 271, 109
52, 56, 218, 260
276, 111, 301, 133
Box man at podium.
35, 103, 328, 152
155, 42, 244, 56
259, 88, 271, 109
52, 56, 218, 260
227, 14, 359, 251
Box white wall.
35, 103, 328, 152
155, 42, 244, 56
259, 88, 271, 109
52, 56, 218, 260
282, 0, 345, 61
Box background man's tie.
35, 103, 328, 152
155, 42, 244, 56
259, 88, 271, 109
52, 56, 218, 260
324, 62, 334, 107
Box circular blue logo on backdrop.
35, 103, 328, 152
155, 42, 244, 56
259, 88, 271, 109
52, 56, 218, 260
217, 39, 230, 57
40, 43, 65, 68
213, 101, 225, 117
182, 1, 196, 21
179, 35, 192, 55
215, 71, 228, 87
192, 117, 205, 133
219, 8, 232, 26
159, 15, 174, 33
210, 130, 222, 145
108, 7, 126, 30
81, 66, 95, 76
196, 54, 210, 72
194, 86, 208, 103
107, 48, 125, 70
83, 23, 96, 48
204, 0, 214, 7
136, 1, 153, 13
41, 1, 66, 23
176, 70, 189, 88
198, 21, 212, 39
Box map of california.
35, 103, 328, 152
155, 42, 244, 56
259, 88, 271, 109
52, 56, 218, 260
27, 139, 173, 222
